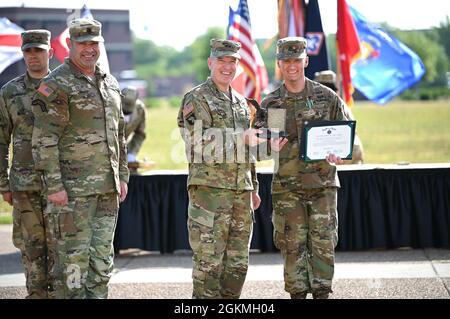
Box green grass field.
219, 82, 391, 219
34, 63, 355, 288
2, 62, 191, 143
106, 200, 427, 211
351, 100, 450, 163
0, 212, 12, 224
0, 99, 449, 214
140, 99, 450, 168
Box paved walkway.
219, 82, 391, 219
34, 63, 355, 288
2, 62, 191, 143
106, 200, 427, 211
1, 224, 449, 299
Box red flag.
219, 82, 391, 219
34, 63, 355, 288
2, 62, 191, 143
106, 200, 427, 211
228, 0, 269, 102
337, 0, 361, 106
51, 27, 69, 63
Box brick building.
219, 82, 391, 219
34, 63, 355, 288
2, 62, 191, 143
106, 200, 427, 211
0, 6, 133, 86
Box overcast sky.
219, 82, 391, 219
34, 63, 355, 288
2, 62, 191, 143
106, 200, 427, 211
1, 0, 449, 50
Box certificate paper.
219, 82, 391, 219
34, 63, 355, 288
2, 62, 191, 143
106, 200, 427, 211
299, 121, 356, 162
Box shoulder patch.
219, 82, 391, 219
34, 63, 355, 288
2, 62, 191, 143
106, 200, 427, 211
37, 83, 54, 97
183, 103, 194, 118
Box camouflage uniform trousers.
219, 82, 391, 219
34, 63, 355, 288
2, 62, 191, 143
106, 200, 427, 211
45, 192, 119, 299
12, 191, 50, 298
187, 185, 254, 299
272, 187, 338, 296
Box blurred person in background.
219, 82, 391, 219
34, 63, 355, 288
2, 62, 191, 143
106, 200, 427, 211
121, 86, 147, 164
314, 70, 364, 164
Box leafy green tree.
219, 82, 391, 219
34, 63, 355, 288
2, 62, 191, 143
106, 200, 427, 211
436, 16, 450, 66
133, 37, 161, 65
325, 34, 337, 73
133, 36, 194, 79
188, 27, 225, 83
394, 29, 449, 86
257, 38, 277, 82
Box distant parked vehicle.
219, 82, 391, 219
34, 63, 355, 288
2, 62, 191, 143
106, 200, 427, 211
117, 69, 148, 99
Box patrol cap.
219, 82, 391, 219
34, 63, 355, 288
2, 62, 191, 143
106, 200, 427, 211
121, 86, 139, 114
21, 29, 51, 50
69, 18, 104, 42
314, 70, 338, 91
121, 86, 139, 105
314, 70, 337, 85
276, 36, 307, 60
210, 38, 241, 59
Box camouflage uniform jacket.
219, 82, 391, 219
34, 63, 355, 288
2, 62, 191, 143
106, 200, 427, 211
125, 99, 146, 155
0, 73, 44, 192
256, 78, 349, 193
31, 58, 129, 197
177, 77, 258, 192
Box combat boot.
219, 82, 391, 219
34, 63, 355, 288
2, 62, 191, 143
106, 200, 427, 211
290, 292, 307, 299
312, 292, 329, 299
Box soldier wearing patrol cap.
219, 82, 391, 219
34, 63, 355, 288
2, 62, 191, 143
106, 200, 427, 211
177, 38, 261, 299
69, 18, 104, 42
314, 70, 365, 165
254, 37, 350, 299
31, 18, 129, 299
0, 29, 53, 298
121, 86, 147, 166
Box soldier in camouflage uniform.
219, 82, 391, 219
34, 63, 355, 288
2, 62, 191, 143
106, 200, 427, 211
177, 39, 261, 299
0, 30, 53, 299
31, 19, 129, 299
121, 86, 147, 164
255, 37, 349, 299
314, 70, 364, 164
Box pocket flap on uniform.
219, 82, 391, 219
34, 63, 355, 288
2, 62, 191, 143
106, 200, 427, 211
272, 213, 285, 233
188, 204, 215, 228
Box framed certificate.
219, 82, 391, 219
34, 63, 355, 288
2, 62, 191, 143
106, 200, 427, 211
299, 120, 356, 162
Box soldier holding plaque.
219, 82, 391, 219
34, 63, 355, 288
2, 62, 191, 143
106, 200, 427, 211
178, 39, 261, 299
254, 37, 350, 299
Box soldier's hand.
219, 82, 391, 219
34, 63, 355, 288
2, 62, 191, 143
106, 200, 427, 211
120, 181, 128, 203
270, 137, 288, 152
251, 191, 261, 210
2, 192, 12, 206
48, 190, 69, 206
243, 129, 266, 147
325, 153, 344, 165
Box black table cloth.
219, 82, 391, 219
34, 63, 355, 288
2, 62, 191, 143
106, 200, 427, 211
114, 166, 450, 253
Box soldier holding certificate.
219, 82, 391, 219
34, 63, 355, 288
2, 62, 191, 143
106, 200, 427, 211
255, 37, 349, 299
314, 70, 364, 164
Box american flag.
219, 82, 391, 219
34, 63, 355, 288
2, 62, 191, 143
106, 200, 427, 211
0, 18, 24, 74
228, 0, 268, 102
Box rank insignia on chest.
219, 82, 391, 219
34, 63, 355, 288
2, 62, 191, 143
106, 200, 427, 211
37, 83, 54, 97
216, 109, 227, 118
302, 109, 316, 118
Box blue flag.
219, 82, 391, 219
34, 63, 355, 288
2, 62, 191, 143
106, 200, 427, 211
350, 6, 425, 105
304, 0, 329, 79
81, 5, 94, 19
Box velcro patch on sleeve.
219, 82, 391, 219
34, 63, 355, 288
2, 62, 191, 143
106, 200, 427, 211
37, 83, 54, 97
183, 103, 194, 118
